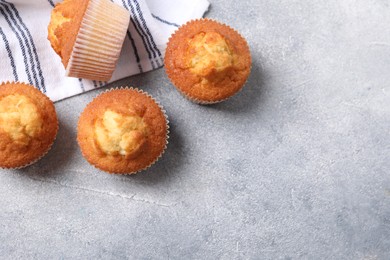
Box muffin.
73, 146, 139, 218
77, 88, 169, 174
0, 82, 58, 169
48, 0, 130, 81
164, 19, 252, 104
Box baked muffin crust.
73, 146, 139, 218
94, 110, 149, 158
0, 94, 43, 146
187, 32, 234, 78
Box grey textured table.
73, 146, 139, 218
1, 0, 390, 259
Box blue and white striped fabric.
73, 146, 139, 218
0, 0, 210, 101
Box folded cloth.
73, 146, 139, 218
0, 0, 210, 101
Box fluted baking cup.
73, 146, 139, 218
66, 0, 130, 81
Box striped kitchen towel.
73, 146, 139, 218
0, 0, 210, 101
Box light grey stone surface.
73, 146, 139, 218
1, 0, 390, 259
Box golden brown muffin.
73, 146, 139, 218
48, 0, 130, 81
0, 82, 58, 169
164, 19, 252, 104
77, 88, 169, 174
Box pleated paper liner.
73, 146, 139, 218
77, 87, 169, 175
164, 18, 252, 105
0, 82, 59, 169
66, 0, 131, 81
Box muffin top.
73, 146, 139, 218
77, 88, 168, 174
187, 31, 234, 79
164, 19, 251, 103
48, 0, 90, 67
0, 82, 58, 168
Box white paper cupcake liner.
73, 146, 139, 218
66, 0, 131, 81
